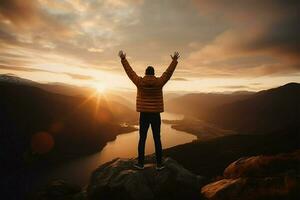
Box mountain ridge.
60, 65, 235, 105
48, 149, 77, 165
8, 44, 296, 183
207, 82, 300, 133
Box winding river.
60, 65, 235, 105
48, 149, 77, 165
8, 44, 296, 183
42, 112, 197, 186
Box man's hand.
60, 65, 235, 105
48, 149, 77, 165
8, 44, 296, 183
119, 50, 126, 60
170, 52, 180, 61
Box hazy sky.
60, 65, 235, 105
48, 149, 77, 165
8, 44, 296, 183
0, 0, 299, 92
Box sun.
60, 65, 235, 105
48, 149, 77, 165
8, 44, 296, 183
94, 84, 107, 93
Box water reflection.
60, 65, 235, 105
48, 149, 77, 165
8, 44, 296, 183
47, 112, 197, 185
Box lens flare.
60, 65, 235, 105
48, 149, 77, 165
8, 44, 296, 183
31, 131, 55, 154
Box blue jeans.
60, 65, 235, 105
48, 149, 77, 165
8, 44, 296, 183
138, 112, 162, 165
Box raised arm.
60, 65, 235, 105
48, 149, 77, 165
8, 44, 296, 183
119, 50, 141, 86
159, 52, 180, 86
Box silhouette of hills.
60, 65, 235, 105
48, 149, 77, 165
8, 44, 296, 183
0, 79, 137, 172
2, 75, 299, 199
207, 82, 300, 133
166, 92, 252, 119
166, 82, 300, 134
0, 74, 181, 111
0, 73, 37, 85
165, 132, 300, 179
0, 74, 94, 96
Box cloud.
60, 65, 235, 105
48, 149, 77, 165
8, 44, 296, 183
105, 0, 144, 7
0, 64, 94, 80
0, 0, 38, 26
1, 0, 300, 90
250, 83, 262, 86
64, 73, 94, 80
0, 0, 73, 37
186, 0, 300, 76
0, 64, 52, 73
219, 85, 251, 89
172, 77, 188, 81
88, 48, 103, 53
0, 0, 133, 72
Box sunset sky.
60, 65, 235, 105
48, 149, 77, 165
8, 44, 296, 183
0, 0, 299, 92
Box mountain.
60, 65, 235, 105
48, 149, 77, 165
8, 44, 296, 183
37, 82, 93, 97
165, 83, 300, 134
0, 73, 37, 85
165, 92, 252, 119
207, 83, 300, 133
0, 74, 93, 96
0, 81, 137, 172
0, 74, 136, 109
164, 132, 300, 179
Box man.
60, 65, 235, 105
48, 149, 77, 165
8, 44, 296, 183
119, 50, 180, 170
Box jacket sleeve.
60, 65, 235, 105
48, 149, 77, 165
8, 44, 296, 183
159, 59, 178, 86
121, 58, 141, 86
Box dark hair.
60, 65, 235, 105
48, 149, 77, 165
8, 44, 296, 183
145, 66, 155, 75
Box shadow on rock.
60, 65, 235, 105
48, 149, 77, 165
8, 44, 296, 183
87, 156, 207, 200
34, 180, 85, 200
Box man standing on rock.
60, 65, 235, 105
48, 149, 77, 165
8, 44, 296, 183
119, 50, 180, 170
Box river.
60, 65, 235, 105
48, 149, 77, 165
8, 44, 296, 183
41, 112, 197, 186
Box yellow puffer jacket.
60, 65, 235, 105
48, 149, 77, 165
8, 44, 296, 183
121, 58, 178, 113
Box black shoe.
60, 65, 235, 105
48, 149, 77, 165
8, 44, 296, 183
156, 163, 165, 171
133, 163, 144, 170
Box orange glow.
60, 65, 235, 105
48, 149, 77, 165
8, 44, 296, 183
49, 121, 64, 134
31, 132, 55, 154
0, 0, 299, 93
96, 110, 113, 122
94, 94, 113, 122
94, 84, 107, 93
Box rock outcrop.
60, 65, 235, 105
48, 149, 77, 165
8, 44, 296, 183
36, 151, 300, 200
224, 150, 300, 178
201, 150, 300, 200
35, 180, 85, 200
87, 157, 206, 200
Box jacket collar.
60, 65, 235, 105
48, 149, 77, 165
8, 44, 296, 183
144, 75, 155, 77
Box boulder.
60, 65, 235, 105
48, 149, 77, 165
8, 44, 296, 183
202, 176, 300, 200
201, 150, 300, 200
87, 157, 206, 200
224, 150, 300, 178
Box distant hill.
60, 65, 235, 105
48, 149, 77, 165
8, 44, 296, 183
38, 82, 93, 97
166, 82, 300, 134
207, 82, 300, 133
0, 73, 136, 109
164, 83, 300, 177
0, 81, 137, 171
0, 73, 37, 85
0, 74, 94, 96
165, 92, 252, 119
